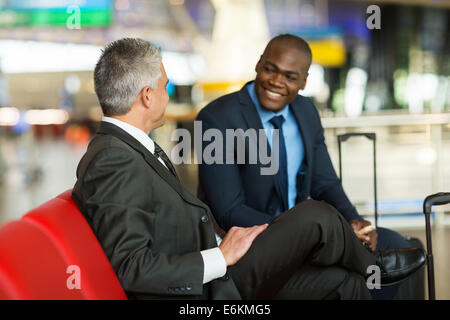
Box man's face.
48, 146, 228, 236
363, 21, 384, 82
254, 42, 309, 112
149, 62, 169, 127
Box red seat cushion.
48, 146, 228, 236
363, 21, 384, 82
0, 220, 86, 299
0, 190, 127, 300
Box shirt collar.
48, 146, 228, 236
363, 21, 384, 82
101, 116, 156, 154
247, 81, 290, 125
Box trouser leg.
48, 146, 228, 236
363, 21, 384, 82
229, 199, 376, 299
274, 264, 372, 300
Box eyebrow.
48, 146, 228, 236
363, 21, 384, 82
266, 61, 300, 76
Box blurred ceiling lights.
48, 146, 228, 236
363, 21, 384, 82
0, 107, 69, 126
0, 107, 20, 126
0, 40, 102, 73
0, 40, 205, 85
24, 109, 69, 125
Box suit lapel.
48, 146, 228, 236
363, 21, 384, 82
238, 84, 265, 132
142, 151, 211, 210
289, 96, 312, 173
238, 83, 283, 201
97, 122, 208, 210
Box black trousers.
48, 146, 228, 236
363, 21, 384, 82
229, 199, 376, 300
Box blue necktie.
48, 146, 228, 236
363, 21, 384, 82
270, 115, 288, 212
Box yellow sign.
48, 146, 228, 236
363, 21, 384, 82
309, 38, 346, 67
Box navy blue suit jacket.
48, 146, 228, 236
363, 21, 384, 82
197, 82, 362, 231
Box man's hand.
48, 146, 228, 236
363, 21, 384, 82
349, 219, 378, 251
219, 224, 268, 266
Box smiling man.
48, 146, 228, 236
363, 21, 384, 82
196, 34, 419, 300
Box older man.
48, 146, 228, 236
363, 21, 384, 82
72, 38, 424, 300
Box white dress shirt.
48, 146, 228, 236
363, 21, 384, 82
101, 116, 227, 284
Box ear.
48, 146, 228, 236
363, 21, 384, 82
141, 86, 152, 108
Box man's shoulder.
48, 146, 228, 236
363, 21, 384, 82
197, 90, 243, 119
76, 133, 138, 177
87, 132, 136, 154
291, 94, 321, 121
292, 94, 316, 111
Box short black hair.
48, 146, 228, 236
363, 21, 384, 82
264, 34, 312, 67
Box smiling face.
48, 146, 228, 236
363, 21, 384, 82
254, 41, 310, 112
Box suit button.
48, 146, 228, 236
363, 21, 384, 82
221, 274, 230, 281
201, 215, 209, 223
186, 284, 192, 291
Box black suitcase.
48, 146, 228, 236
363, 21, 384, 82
337, 132, 427, 299
422, 192, 450, 300
393, 236, 425, 300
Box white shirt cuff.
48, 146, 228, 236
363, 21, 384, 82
200, 247, 227, 284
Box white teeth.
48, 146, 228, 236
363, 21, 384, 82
265, 89, 282, 97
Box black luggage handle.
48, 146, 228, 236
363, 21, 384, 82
423, 192, 450, 300
337, 132, 378, 226
338, 133, 376, 143
424, 192, 450, 214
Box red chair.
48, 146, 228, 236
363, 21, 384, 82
0, 190, 127, 300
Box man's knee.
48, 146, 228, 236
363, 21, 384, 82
288, 199, 342, 225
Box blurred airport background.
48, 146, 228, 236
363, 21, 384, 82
0, 0, 449, 298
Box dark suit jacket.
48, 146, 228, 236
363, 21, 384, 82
197, 82, 362, 231
72, 121, 240, 300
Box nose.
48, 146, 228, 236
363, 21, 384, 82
268, 72, 284, 88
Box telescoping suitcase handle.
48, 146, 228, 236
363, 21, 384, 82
337, 133, 378, 227
423, 192, 450, 300
337, 133, 376, 143
424, 192, 450, 214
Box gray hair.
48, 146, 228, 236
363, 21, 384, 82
94, 38, 162, 116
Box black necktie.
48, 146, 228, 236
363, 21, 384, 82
154, 142, 178, 179
270, 115, 288, 212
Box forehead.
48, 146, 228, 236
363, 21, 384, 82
261, 42, 309, 73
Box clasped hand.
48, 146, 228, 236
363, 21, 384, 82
349, 219, 378, 251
